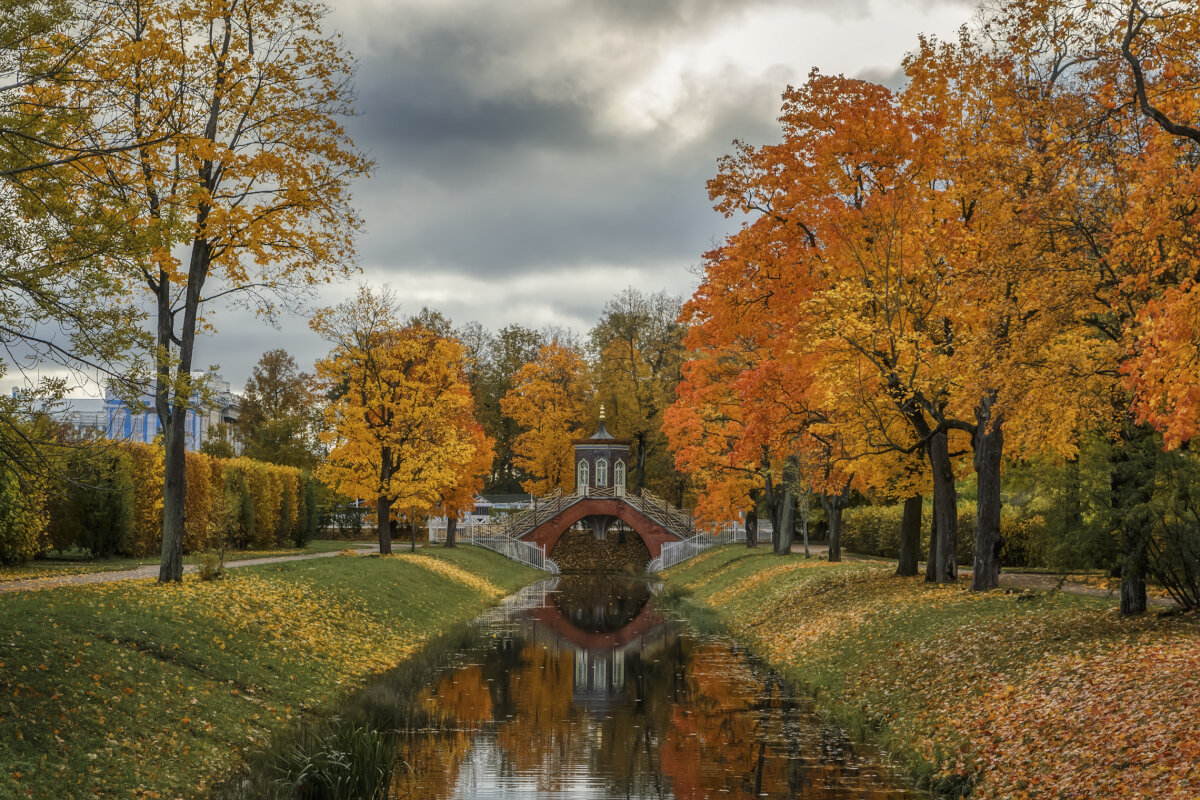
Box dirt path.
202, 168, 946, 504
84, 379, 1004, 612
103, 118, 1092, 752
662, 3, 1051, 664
0, 546, 378, 594
779, 541, 1177, 607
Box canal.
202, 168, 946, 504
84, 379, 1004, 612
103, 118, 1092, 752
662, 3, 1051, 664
225, 573, 923, 799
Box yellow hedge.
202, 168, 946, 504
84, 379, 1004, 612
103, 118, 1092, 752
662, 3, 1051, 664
113, 443, 305, 556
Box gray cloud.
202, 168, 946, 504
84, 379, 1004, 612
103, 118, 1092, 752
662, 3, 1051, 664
6, 0, 979, 398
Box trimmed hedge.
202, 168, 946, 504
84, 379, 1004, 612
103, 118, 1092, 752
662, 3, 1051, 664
38, 442, 320, 559
840, 501, 1048, 568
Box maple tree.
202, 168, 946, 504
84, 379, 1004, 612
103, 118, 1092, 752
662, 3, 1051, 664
438, 422, 495, 547
31, 0, 370, 581
313, 287, 482, 555
500, 342, 590, 496
0, 0, 149, 468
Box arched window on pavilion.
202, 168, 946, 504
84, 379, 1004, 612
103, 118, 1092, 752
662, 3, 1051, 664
596, 458, 609, 487
577, 459, 589, 491
614, 460, 626, 492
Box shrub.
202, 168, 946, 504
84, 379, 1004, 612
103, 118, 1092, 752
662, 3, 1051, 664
842, 500, 1051, 569
214, 465, 256, 549
57, 446, 136, 558
123, 442, 165, 557
267, 725, 399, 800
184, 451, 216, 552
0, 462, 47, 564
197, 550, 224, 581
297, 474, 320, 547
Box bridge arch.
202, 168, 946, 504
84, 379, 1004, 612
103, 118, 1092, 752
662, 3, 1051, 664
519, 497, 683, 560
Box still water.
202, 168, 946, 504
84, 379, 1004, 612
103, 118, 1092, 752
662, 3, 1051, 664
389, 574, 921, 800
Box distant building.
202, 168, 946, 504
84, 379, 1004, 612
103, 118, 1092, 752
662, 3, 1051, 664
45, 374, 240, 453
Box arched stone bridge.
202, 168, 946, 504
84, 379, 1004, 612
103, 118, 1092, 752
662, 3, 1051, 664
501, 488, 694, 562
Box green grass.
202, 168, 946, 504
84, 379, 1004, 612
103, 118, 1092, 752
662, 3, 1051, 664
0, 546, 541, 799
662, 545, 1200, 796
0, 539, 375, 583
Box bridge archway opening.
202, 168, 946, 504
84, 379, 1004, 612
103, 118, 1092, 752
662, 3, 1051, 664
548, 522, 651, 572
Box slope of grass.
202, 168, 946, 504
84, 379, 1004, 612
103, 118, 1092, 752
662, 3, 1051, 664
663, 546, 1200, 799
0, 546, 540, 799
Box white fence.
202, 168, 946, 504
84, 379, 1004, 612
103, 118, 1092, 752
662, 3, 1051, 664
427, 520, 560, 574
647, 520, 773, 572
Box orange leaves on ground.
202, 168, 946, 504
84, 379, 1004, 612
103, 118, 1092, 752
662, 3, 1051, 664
967, 639, 1200, 800
680, 551, 1200, 800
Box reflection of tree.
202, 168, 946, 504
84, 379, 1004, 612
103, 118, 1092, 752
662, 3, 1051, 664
658, 641, 905, 799
397, 666, 495, 799
391, 583, 911, 800
494, 643, 582, 789
551, 573, 651, 632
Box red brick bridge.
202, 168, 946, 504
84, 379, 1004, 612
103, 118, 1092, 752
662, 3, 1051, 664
501, 487, 695, 562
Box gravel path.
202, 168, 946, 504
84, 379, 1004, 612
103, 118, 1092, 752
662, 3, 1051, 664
0, 546, 378, 594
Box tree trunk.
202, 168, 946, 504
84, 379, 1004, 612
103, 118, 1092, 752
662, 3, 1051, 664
972, 394, 1003, 591
799, 488, 810, 558
158, 240, 208, 582
1064, 456, 1082, 533
410, 508, 416, 552
159, 404, 188, 582
745, 507, 758, 548
775, 487, 795, 555
925, 496, 937, 582
897, 495, 922, 577
635, 432, 647, 494
927, 427, 958, 583
821, 494, 843, 563
764, 476, 780, 552
445, 515, 457, 547
1112, 422, 1152, 616
377, 496, 392, 555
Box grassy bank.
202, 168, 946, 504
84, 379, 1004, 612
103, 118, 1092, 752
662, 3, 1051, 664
0, 546, 540, 799
664, 546, 1200, 799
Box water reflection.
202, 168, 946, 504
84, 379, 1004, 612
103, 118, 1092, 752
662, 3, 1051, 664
397, 575, 920, 800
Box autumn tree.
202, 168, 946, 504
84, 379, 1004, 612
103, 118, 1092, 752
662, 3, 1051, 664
439, 423, 495, 547
590, 288, 686, 498
41, 0, 370, 581
238, 349, 319, 470
461, 323, 544, 493
1, 0, 148, 469
500, 342, 590, 496
314, 288, 481, 555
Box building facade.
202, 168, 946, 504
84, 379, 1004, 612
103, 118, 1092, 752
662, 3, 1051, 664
48, 374, 240, 453
572, 407, 630, 495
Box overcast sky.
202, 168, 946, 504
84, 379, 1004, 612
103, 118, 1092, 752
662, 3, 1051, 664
24, 0, 979, 399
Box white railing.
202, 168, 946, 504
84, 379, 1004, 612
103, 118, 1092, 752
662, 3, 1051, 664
647, 520, 773, 572
427, 519, 559, 574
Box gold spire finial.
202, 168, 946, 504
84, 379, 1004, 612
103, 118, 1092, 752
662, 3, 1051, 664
600, 404, 606, 421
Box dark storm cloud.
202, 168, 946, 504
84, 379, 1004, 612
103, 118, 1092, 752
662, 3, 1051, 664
338, 1, 798, 279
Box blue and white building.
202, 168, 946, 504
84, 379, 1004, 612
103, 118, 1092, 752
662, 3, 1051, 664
45, 375, 240, 452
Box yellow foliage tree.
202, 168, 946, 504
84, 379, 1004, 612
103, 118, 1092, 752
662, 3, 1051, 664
38, 0, 371, 581
500, 343, 590, 495
314, 287, 483, 554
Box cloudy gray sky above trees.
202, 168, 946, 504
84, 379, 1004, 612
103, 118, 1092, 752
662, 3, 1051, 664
38, 0, 979, 397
